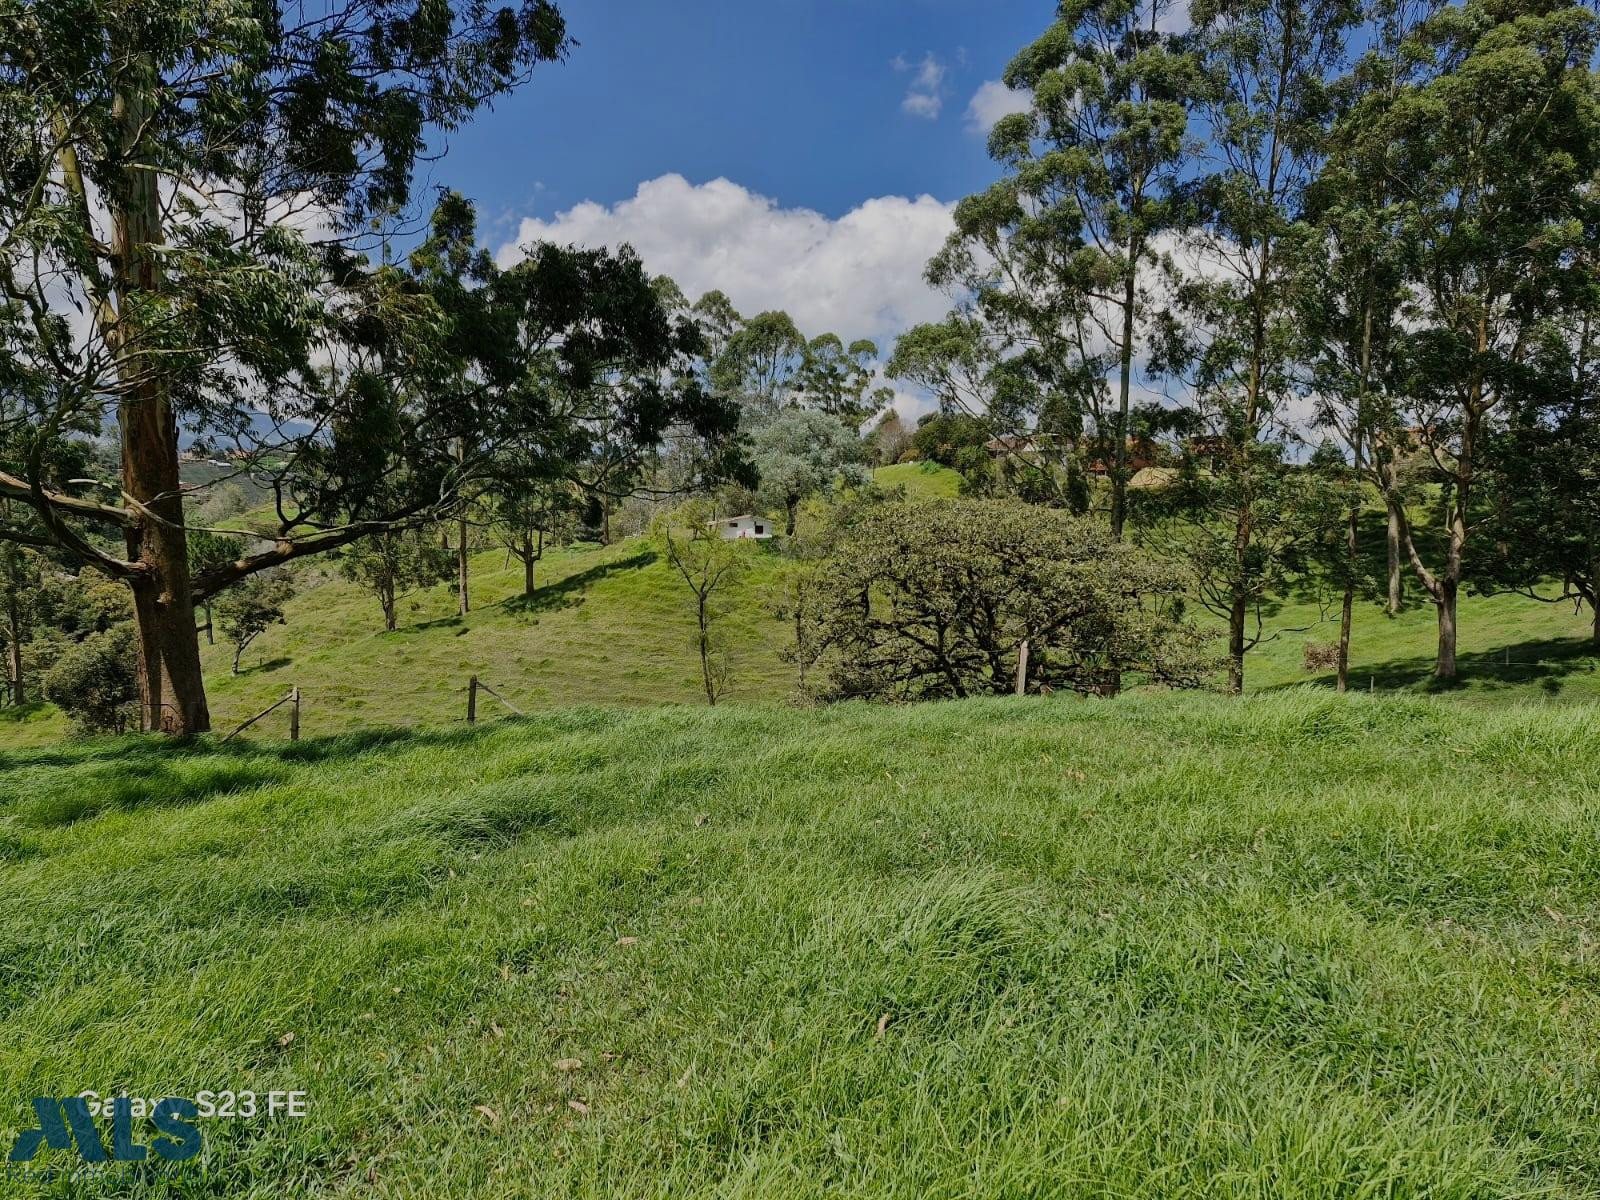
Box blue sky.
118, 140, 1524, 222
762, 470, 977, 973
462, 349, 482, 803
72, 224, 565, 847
450, 1, 1047, 225
425, 1, 1053, 384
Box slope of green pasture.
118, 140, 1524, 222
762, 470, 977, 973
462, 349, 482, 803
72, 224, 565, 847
197, 539, 798, 739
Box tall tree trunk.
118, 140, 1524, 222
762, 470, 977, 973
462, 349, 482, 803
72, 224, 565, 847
1435, 580, 1458, 679
1112, 264, 1137, 542
1590, 564, 1599, 648
381, 584, 397, 633
1227, 592, 1247, 696
785, 496, 798, 538
456, 439, 470, 615
1386, 494, 1402, 613
457, 508, 470, 616
112, 72, 210, 734
1337, 592, 1354, 693
697, 592, 715, 705
202, 601, 214, 645
522, 530, 537, 599
4, 591, 23, 705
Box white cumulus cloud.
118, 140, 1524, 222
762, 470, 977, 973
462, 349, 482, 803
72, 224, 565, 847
495, 174, 956, 350
966, 80, 1032, 134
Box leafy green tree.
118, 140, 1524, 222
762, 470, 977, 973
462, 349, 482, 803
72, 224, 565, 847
889, 317, 1084, 505
0, 0, 569, 733
711, 311, 807, 417
217, 574, 295, 675
1296, 0, 1438, 625
931, 0, 1202, 538
909, 413, 995, 482
489, 478, 581, 601
750, 408, 870, 536
1479, 302, 1600, 647
1377, 0, 1600, 678
1134, 451, 1352, 693
797, 499, 1210, 702
187, 530, 245, 647
798, 335, 893, 426
656, 501, 748, 706
0, 539, 45, 705
1156, 0, 1354, 693
340, 528, 454, 633
43, 626, 139, 734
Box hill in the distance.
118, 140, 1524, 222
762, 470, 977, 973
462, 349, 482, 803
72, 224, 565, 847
1, 466, 1595, 748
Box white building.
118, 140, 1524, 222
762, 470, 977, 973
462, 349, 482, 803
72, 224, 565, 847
711, 515, 775, 541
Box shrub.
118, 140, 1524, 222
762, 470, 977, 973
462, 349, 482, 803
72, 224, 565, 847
795, 499, 1215, 702
43, 625, 139, 733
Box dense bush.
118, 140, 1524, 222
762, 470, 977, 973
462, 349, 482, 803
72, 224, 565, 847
794, 499, 1215, 701
43, 625, 139, 733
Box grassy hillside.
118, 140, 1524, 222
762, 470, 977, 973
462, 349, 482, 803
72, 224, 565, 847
4, 494, 1595, 747
220, 539, 798, 741
873, 460, 964, 499
1, 691, 1598, 1196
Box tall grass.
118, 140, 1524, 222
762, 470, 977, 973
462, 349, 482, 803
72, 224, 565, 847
1, 690, 1597, 1196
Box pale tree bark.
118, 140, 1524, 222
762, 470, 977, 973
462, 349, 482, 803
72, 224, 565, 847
1386, 496, 1403, 613
457, 506, 470, 616
456, 440, 470, 615
4, 592, 22, 705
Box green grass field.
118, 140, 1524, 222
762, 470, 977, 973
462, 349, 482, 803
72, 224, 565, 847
1, 690, 1597, 1196
2, 474, 1594, 748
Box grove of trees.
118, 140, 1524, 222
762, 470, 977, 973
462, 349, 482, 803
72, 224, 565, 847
4, 0, 1598, 733
894, 0, 1600, 691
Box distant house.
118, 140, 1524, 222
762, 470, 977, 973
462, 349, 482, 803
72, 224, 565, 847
710, 515, 774, 541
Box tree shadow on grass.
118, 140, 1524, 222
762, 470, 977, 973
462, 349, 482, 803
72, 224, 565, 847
499, 550, 658, 619
239, 656, 292, 675
0, 720, 541, 827
0, 720, 480, 778
1286, 635, 1598, 695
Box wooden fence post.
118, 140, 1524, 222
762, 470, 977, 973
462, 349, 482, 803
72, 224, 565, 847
1015, 640, 1030, 697
468, 676, 478, 725
289, 687, 300, 741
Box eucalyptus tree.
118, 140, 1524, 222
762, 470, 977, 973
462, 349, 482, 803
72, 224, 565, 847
1478, 256, 1600, 648
1157, 0, 1355, 693
1378, 0, 1600, 678
888, 315, 1085, 506
0, 0, 570, 732
709, 311, 808, 417
929, 0, 1203, 538
798, 334, 893, 428
1295, 0, 1440, 683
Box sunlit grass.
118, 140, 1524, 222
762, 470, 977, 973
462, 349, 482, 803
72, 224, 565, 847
1, 691, 1598, 1196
